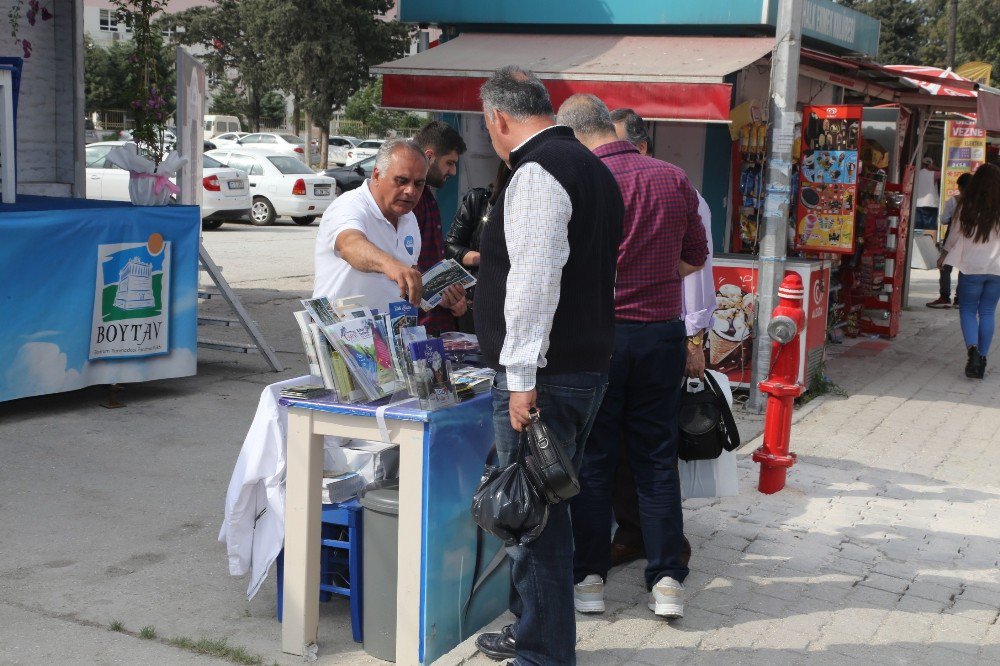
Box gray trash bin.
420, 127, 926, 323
360, 482, 400, 662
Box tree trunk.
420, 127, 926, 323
293, 95, 301, 135
319, 128, 329, 170
946, 0, 958, 68
304, 109, 313, 167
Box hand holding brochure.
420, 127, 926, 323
420, 259, 476, 311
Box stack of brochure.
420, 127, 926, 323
420, 258, 477, 311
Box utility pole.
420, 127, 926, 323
946, 0, 958, 68
749, 0, 804, 413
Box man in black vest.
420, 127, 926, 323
473, 66, 623, 665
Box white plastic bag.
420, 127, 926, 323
679, 370, 739, 499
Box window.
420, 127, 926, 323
203, 155, 223, 169
227, 122, 240, 132
268, 156, 313, 175
204, 121, 213, 132
359, 141, 382, 149
85, 145, 113, 168
228, 154, 263, 176
259, 135, 278, 144
280, 134, 304, 144
99, 9, 118, 32
240, 134, 261, 144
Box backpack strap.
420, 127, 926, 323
702, 372, 741, 452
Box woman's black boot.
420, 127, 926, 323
966, 346, 982, 378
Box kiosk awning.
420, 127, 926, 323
372, 34, 776, 122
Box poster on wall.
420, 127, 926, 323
795, 105, 863, 254
940, 120, 986, 203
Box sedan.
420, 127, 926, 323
212, 131, 249, 146
206, 149, 336, 226
84, 142, 251, 229
322, 155, 374, 195
234, 132, 320, 165
327, 135, 361, 166
345, 139, 383, 163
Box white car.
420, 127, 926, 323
345, 139, 384, 163
84, 141, 251, 229
327, 135, 361, 165
211, 131, 249, 147
206, 149, 336, 226
234, 132, 320, 165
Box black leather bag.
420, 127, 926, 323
678, 372, 740, 462
470, 441, 549, 547
522, 408, 580, 504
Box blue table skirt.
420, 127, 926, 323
0, 196, 201, 402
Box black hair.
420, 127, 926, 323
413, 120, 467, 157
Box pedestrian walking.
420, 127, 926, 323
472, 67, 623, 666
556, 94, 708, 620
928, 172, 972, 309
938, 163, 1000, 378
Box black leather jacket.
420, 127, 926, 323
445, 187, 491, 270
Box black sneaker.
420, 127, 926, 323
966, 346, 982, 378
476, 624, 516, 661
978, 354, 987, 379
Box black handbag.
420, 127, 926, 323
522, 408, 581, 504
678, 372, 740, 462
470, 440, 549, 547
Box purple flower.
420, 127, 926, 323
41, 8, 52, 21
21, 40, 32, 58
28, 0, 39, 11
26, 9, 36, 26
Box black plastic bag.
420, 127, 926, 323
471, 443, 549, 547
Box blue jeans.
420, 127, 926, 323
957, 273, 1000, 355
491, 370, 607, 666
572, 321, 689, 591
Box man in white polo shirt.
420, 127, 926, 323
314, 138, 466, 316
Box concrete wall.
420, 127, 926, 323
0, 0, 84, 197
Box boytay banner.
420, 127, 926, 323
0, 197, 200, 402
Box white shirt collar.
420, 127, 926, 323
511, 124, 565, 154
363, 179, 398, 228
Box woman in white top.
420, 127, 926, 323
938, 163, 1000, 378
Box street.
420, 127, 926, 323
0, 224, 997, 664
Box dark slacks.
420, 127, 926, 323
572, 320, 689, 590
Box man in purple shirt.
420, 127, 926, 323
557, 94, 707, 620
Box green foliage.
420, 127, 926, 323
344, 78, 423, 136
260, 91, 286, 125
836, 0, 926, 64
920, 0, 1000, 78
139, 625, 157, 640
108, 620, 125, 633
208, 78, 247, 122
167, 636, 264, 665
85, 35, 176, 114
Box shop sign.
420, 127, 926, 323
795, 105, 864, 254
940, 120, 986, 202
89, 234, 171, 360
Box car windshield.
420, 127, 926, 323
203, 155, 223, 168
281, 134, 305, 144
268, 156, 314, 174
359, 141, 381, 149
351, 156, 376, 175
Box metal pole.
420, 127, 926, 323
749, 0, 804, 413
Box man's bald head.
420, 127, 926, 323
555, 94, 619, 150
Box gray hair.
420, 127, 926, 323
480, 65, 553, 120
610, 108, 651, 150
374, 138, 426, 173
556, 94, 615, 137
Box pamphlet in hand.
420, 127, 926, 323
420, 258, 476, 312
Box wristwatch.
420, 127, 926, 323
687, 331, 705, 347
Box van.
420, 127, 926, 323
204, 115, 242, 139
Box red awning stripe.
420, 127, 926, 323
381, 74, 733, 123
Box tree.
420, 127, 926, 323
163, 0, 280, 130
208, 78, 247, 121
266, 0, 411, 167
84, 34, 176, 114
921, 0, 1000, 82
260, 91, 286, 126
836, 0, 927, 64
344, 78, 422, 137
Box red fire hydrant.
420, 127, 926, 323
752, 272, 805, 494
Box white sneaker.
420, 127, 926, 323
648, 576, 684, 618
574, 574, 605, 613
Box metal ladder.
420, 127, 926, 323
197, 243, 284, 371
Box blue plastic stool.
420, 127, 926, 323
276, 498, 363, 643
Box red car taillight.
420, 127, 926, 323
292, 178, 307, 195
203, 175, 221, 191
294, 146, 304, 153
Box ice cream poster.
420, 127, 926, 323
796, 105, 863, 254
707, 267, 756, 386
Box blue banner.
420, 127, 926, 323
0, 196, 200, 402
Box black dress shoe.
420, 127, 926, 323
476, 624, 516, 661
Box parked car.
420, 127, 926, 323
84, 141, 251, 229
345, 139, 384, 163
206, 149, 336, 226
327, 135, 361, 166
322, 155, 374, 194
212, 131, 249, 146
234, 132, 320, 165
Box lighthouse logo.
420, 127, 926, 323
90, 234, 171, 360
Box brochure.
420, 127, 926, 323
293, 310, 321, 377
408, 338, 457, 410
420, 258, 477, 311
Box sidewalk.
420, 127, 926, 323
0, 266, 997, 665
440, 271, 1000, 665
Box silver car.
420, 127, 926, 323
327, 135, 361, 165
